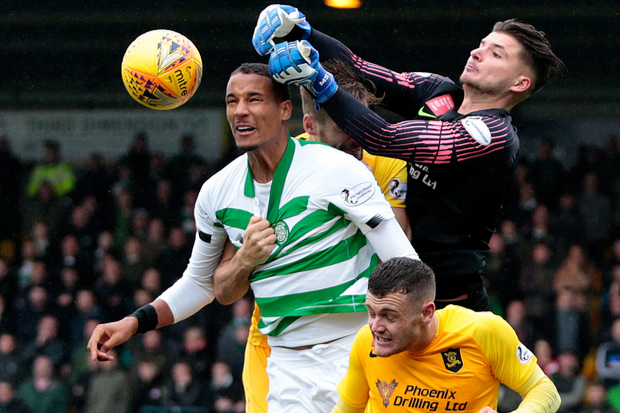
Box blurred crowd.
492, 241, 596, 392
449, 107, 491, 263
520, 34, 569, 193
2, 131, 620, 413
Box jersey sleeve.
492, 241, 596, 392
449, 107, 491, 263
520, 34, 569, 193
475, 312, 538, 391
320, 152, 395, 234
322, 88, 516, 164
308, 29, 452, 119
337, 326, 372, 409
157, 180, 228, 322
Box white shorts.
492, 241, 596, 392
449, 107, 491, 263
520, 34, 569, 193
266, 334, 356, 413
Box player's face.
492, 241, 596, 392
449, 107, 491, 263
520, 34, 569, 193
366, 291, 424, 357
315, 117, 363, 160
226, 73, 291, 152
460, 31, 533, 96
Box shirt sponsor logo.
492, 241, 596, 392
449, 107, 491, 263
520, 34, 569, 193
461, 116, 492, 146
341, 182, 375, 206
376, 378, 399, 408
426, 94, 455, 116
516, 343, 534, 365
441, 348, 463, 373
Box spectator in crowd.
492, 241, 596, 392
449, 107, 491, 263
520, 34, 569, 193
0, 333, 22, 384
71, 152, 115, 214
162, 360, 207, 409
178, 326, 213, 381
519, 242, 558, 326
141, 219, 166, 267
151, 179, 179, 230
120, 237, 148, 289
21, 181, 69, 242
484, 233, 522, 312
84, 349, 131, 413
578, 172, 612, 263
94, 255, 132, 322
535, 338, 560, 377
597, 318, 620, 389
165, 134, 206, 197
529, 137, 565, 211
130, 357, 165, 412
552, 351, 588, 412
69, 290, 102, 351
26, 140, 75, 200
118, 132, 151, 208
504, 299, 539, 350
208, 361, 244, 413
20, 315, 68, 371
154, 227, 191, 289
0, 136, 22, 263
14, 286, 50, 346
579, 382, 614, 413
0, 380, 30, 413
17, 355, 69, 413
599, 266, 620, 343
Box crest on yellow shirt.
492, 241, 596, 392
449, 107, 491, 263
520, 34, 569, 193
441, 348, 463, 373
375, 378, 399, 408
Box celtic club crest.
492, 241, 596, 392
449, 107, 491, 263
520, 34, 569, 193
273, 221, 289, 245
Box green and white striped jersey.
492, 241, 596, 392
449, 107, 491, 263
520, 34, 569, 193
196, 137, 395, 347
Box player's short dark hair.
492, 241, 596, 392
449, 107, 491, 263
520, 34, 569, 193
300, 59, 381, 118
368, 257, 436, 304
231, 63, 290, 102
493, 19, 566, 94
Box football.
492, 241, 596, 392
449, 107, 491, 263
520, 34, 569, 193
121, 29, 203, 110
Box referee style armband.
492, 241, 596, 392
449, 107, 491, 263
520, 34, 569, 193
129, 304, 159, 334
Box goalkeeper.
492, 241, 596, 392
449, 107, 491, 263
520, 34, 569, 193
253, 5, 565, 311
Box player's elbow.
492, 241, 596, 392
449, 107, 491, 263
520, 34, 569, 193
214, 283, 249, 305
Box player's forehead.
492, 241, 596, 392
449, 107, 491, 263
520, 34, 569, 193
226, 72, 275, 99
366, 291, 410, 313
480, 31, 524, 56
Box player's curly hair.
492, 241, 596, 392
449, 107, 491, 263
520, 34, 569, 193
368, 257, 436, 305
493, 19, 566, 94
231, 63, 291, 102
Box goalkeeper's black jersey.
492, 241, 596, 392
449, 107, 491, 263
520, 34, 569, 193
310, 30, 520, 299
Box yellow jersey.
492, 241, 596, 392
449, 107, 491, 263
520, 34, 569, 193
338, 305, 537, 412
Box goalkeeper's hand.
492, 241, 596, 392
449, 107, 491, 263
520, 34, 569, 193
269, 40, 338, 104
252, 4, 312, 56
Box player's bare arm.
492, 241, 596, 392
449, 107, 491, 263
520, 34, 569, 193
213, 216, 277, 305
87, 298, 174, 361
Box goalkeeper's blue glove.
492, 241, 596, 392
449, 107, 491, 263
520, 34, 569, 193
269, 40, 338, 104
252, 4, 312, 56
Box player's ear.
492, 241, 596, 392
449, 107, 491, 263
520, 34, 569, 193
302, 113, 316, 135
421, 300, 435, 324
280, 100, 293, 121
510, 75, 532, 94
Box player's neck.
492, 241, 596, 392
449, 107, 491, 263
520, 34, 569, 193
459, 86, 515, 114
247, 133, 289, 183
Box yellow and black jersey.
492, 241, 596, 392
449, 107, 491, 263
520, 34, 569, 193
338, 305, 537, 412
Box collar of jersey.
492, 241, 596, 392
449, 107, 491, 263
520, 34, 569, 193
244, 134, 295, 224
